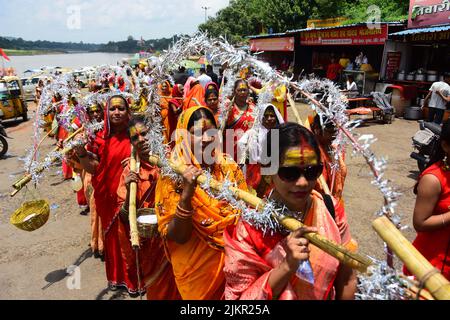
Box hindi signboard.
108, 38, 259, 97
300, 25, 388, 46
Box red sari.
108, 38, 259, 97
404, 162, 450, 280
224, 191, 355, 300
223, 100, 255, 163
91, 131, 134, 292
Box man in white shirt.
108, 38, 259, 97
197, 68, 212, 89
423, 74, 450, 124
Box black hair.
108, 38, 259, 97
347, 74, 354, 82
200, 68, 206, 74
187, 108, 217, 130
233, 79, 248, 92
264, 122, 322, 165
312, 114, 335, 133
427, 119, 450, 168
264, 105, 276, 115
128, 114, 146, 131
179, 66, 186, 73
206, 65, 213, 71
205, 88, 219, 101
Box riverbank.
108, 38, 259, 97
4, 49, 67, 56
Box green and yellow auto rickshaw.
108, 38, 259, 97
0, 76, 28, 122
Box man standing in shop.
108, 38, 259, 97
423, 73, 450, 125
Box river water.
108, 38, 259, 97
4, 52, 132, 77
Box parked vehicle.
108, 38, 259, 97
71, 70, 90, 88
0, 76, 28, 122
0, 119, 9, 158
410, 121, 441, 172
21, 77, 42, 101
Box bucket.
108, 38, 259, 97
404, 106, 423, 120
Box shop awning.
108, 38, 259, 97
389, 24, 450, 36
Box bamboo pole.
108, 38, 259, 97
287, 92, 302, 125
10, 126, 84, 197
372, 216, 450, 300
128, 147, 140, 248
148, 155, 372, 273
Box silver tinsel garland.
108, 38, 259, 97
22, 33, 416, 299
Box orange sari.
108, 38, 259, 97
224, 190, 355, 300
84, 172, 104, 254
155, 106, 248, 300
117, 160, 181, 300
183, 83, 205, 111
159, 81, 172, 143
316, 144, 347, 205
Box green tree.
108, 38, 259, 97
198, 0, 409, 43
342, 0, 409, 24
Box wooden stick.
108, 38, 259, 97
128, 147, 140, 248
372, 216, 450, 300
287, 92, 302, 125
10, 127, 84, 197
148, 155, 372, 273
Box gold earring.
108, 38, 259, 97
443, 156, 450, 171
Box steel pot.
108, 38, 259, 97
397, 71, 406, 81
427, 74, 438, 82
415, 74, 426, 81
404, 106, 423, 120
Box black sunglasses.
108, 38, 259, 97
277, 164, 323, 182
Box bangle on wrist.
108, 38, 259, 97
176, 204, 194, 220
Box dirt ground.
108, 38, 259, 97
0, 102, 420, 300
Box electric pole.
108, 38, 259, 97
201, 6, 211, 23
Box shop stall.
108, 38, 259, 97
287, 22, 405, 94
248, 33, 295, 72
381, 0, 450, 118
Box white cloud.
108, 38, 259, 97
0, 0, 229, 42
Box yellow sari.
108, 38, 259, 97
155, 106, 247, 300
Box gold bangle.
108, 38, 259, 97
177, 204, 194, 215
176, 211, 193, 220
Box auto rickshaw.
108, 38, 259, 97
0, 76, 28, 122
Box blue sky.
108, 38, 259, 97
0, 0, 229, 43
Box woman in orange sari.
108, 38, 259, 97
224, 123, 357, 300
155, 106, 247, 300
183, 78, 205, 111
116, 115, 181, 299
159, 81, 172, 143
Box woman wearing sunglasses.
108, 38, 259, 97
224, 122, 357, 300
